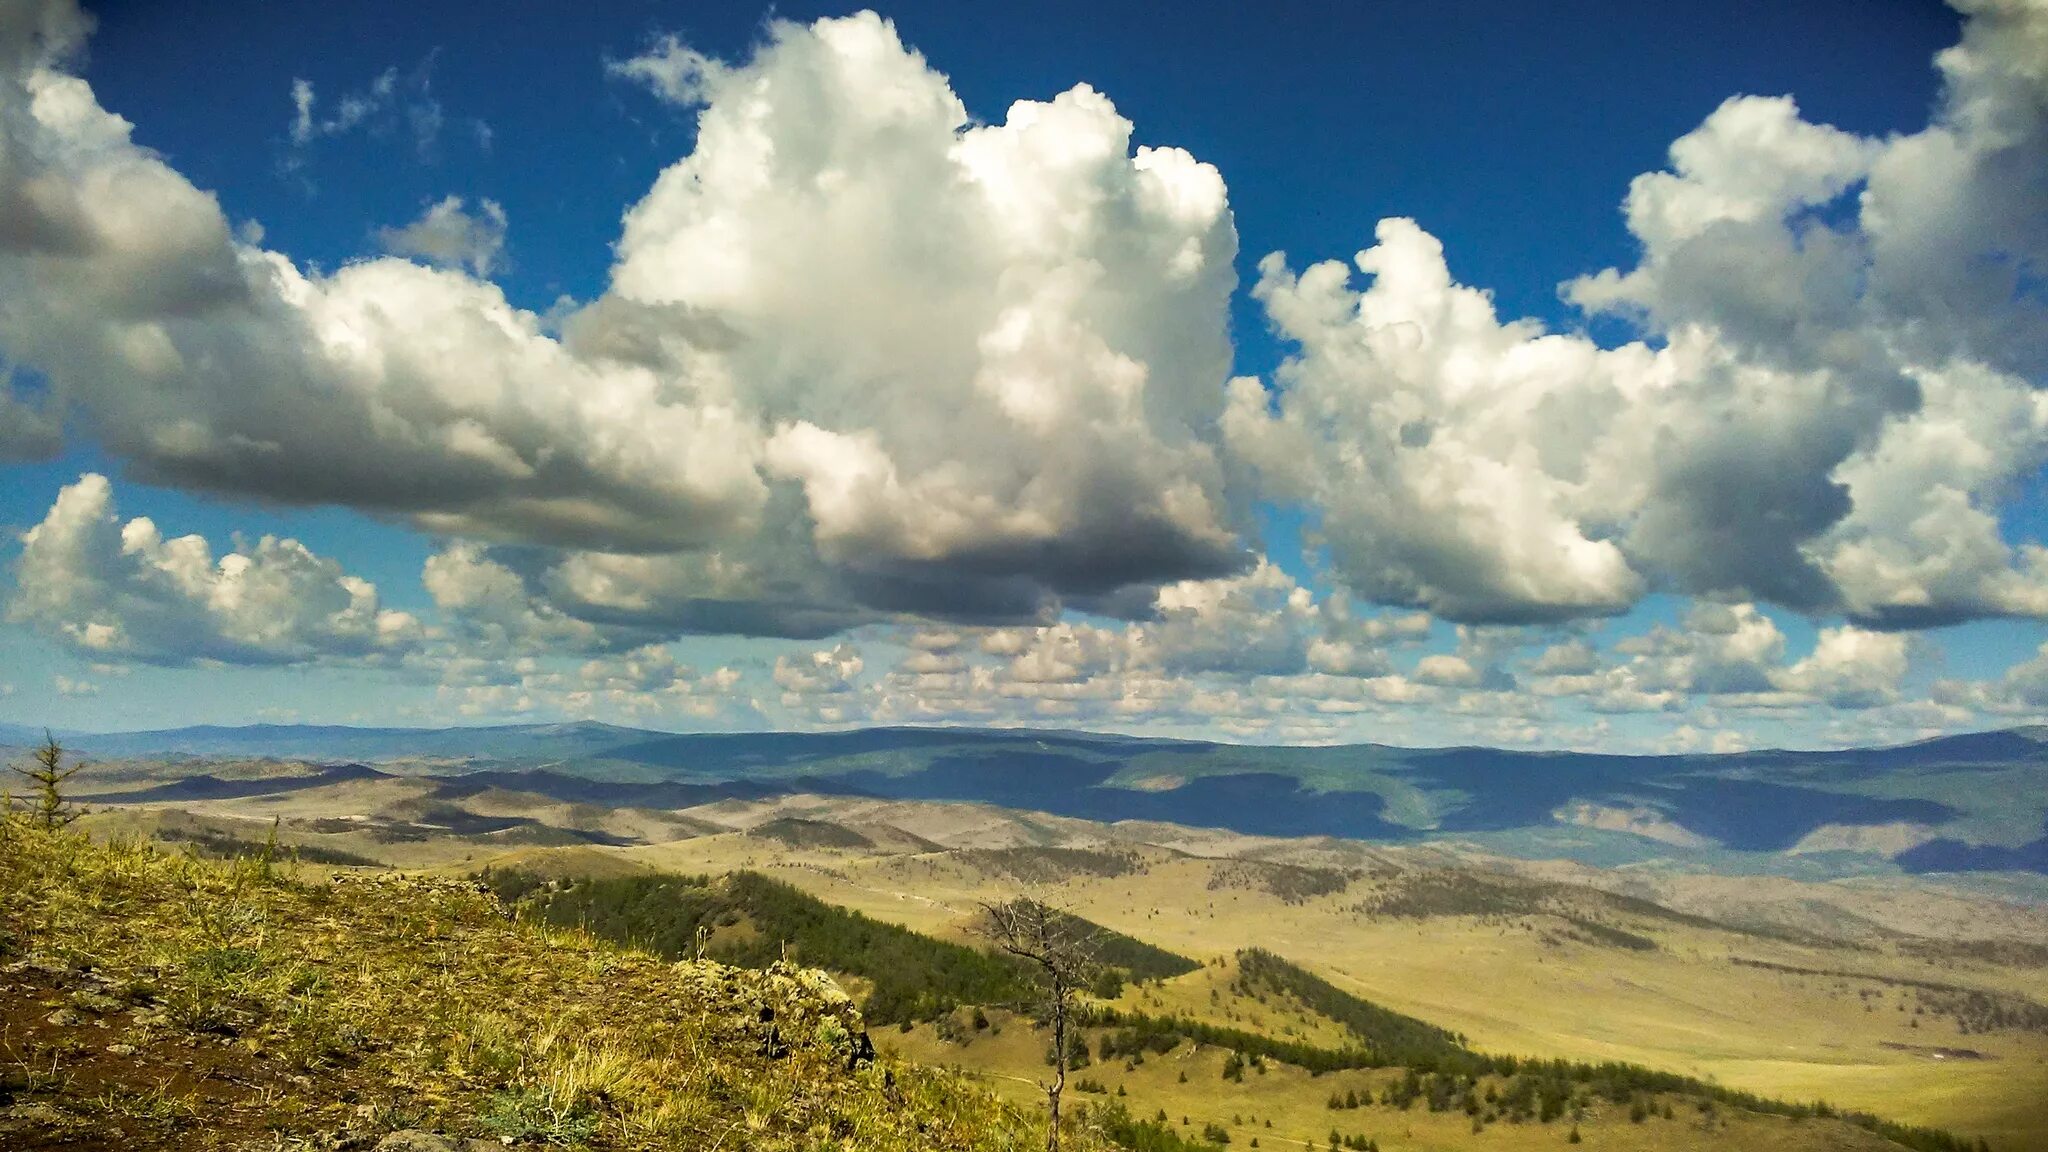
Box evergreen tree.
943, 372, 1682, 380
10, 732, 83, 830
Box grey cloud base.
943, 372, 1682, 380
1, 0, 2046, 658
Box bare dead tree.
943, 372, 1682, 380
977, 896, 1103, 1152
10, 731, 84, 830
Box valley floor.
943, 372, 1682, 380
53, 774, 2048, 1150
606, 824, 2048, 1149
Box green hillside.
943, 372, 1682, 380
473, 859, 1986, 1152
1079, 950, 1985, 1152
480, 866, 1198, 1024
0, 819, 1101, 1151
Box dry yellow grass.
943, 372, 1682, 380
888, 1008, 1916, 1152
581, 836, 2046, 1148
71, 776, 2048, 1149
0, 817, 1106, 1151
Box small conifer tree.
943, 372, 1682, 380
10, 732, 83, 830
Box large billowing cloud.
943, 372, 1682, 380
600, 15, 1245, 612
4, 0, 2048, 749
0, 3, 1242, 633
9, 474, 420, 665
0, 20, 764, 550
1228, 0, 2048, 626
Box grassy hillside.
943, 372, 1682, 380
47, 764, 2048, 1145
480, 866, 1198, 1024
901, 1020, 1935, 1152
0, 819, 1100, 1151
472, 857, 1986, 1151
595, 835, 2041, 1147
904, 979, 1993, 1152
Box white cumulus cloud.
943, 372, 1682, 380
9, 474, 420, 665
1228, 0, 2048, 626
0, 4, 1247, 633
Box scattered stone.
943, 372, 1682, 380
106, 1042, 139, 1056
43, 1007, 86, 1027
7, 955, 80, 980
70, 988, 128, 1014
0, 1101, 77, 1140
373, 1131, 510, 1151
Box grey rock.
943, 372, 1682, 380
69, 989, 125, 1015
374, 1131, 509, 1152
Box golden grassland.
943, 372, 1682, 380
62, 786, 2048, 1150
889, 1007, 1919, 1152
567, 833, 2048, 1149
0, 818, 1096, 1151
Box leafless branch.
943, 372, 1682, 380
976, 896, 1105, 1152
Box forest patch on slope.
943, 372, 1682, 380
479, 867, 1198, 1025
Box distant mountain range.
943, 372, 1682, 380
10, 720, 2046, 876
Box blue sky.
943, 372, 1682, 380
2, 0, 2044, 749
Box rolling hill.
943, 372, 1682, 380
26, 721, 2048, 878
28, 738, 2048, 1148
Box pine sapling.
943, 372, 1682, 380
12, 731, 84, 830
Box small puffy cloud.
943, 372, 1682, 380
608, 34, 725, 106
1531, 639, 1601, 676
1142, 557, 1316, 675
1774, 626, 1911, 709
376, 196, 507, 277
53, 674, 96, 697
575, 643, 745, 720
773, 643, 864, 696
1659, 725, 1752, 756
1667, 602, 1788, 694
1530, 602, 1910, 713
1933, 639, 2048, 715
9, 474, 420, 665
422, 542, 644, 656
1413, 654, 1482, 688
907, 628, 963, 652
285, 57, 466, 165
773, 642, 868, 723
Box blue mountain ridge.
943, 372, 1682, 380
10, 721, 2046, 874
